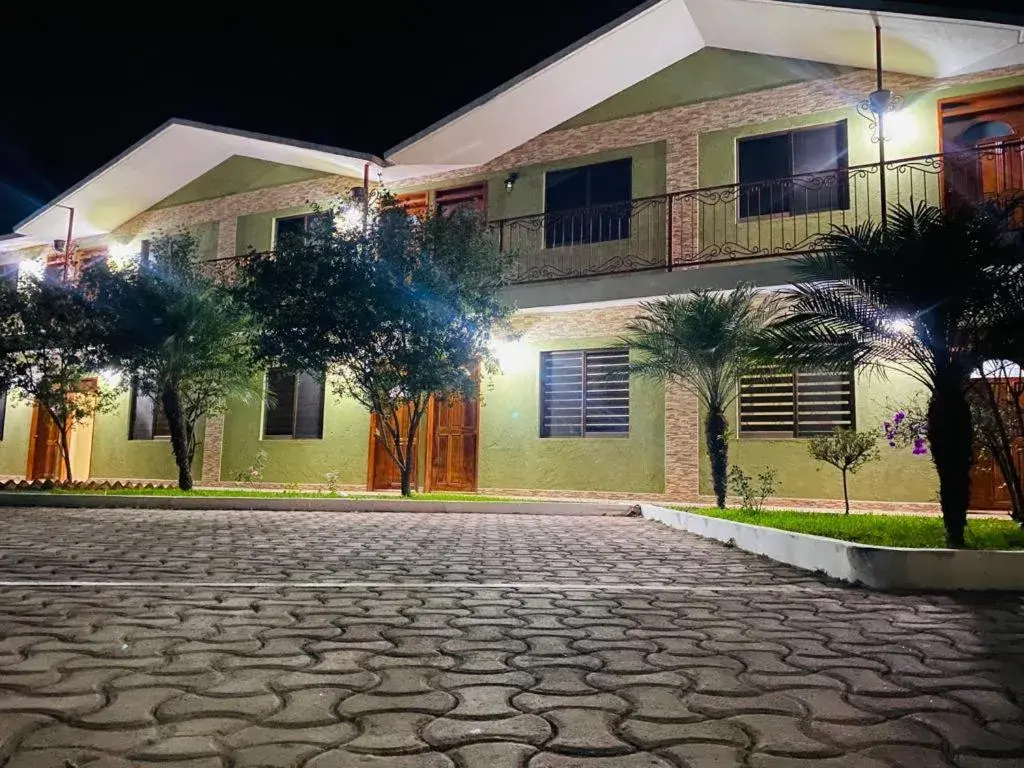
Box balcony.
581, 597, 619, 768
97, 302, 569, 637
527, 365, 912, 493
491, 140, 1024, 285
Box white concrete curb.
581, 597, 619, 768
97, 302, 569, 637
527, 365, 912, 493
642, 504, 1024, 591
0, 493, 628, 516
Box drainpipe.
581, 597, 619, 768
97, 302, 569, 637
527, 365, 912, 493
362, 162, 370, 232
55, 204, 75, 282
872, 18, 888, 227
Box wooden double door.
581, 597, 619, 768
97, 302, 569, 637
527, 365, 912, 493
969, 379, 1024, 511
367, 392, 479, 492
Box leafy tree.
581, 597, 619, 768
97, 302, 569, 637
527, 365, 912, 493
235, 195, 513, 496
86, 234, 260, 490
625, 285, 778, 508
759, 201, 1023, 546
0, 273, 117, 481
807, 428, 881, 515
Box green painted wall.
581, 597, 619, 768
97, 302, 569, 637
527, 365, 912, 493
153, 157, 332, 210
236, 204, 321, 256
89, 391, 204, 481
0, 398, 33, 477
478, 337, 664, 493
560, 48, 851, 130
699, 371, 938, 503
220, 375, 371, 485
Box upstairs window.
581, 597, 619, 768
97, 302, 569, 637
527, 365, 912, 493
436, 184, 487, 217
737, 121, 849, 218
0, 263, 17, 285
263, 369, 325, 439
544, 158, 632, 248
540, 348, 630, 437
129, 385, 171, 440
274, 213, 330, 246
738, 368, 855, 438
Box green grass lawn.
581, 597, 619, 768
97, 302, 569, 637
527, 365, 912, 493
35, 487, 541, 503
675, 507, 1024, 550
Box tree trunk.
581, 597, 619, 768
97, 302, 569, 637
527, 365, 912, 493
161, 387, 193, 491
52, 411, 73, 484
705, 408, 729, 509
928, 378, 972, 547
841, 469, 850, 515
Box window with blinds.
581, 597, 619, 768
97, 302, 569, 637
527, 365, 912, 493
738, 369, 854, 437
263, 369, 325, 439
128, 385, 172, 440
541, 348, 630, 437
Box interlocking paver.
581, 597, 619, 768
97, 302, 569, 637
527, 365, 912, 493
0, 507, 1022, 765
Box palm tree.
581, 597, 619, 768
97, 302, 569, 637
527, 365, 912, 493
625, 285, 777, 508
759, 201, 1023, 546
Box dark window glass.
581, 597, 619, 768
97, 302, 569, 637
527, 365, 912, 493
541, 349, 629, 438
44, 261, 65, 284
544, 159, 632, 248
0, 263, 17, 286
274, 213, 330, 247
738, 122, 849, 218
263, 369, 324, 439
129, 385, 171, 440
738, 369, 855, 438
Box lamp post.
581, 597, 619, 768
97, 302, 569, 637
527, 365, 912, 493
856, 21, 904, 227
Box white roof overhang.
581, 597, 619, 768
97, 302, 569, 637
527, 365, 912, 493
384, 0, 1024, 166
14, 120, 386, 242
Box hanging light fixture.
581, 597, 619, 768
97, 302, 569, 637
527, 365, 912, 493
856, 21, 905, 144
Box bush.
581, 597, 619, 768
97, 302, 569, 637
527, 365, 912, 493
727, 465, 778, 513
236, 449, 269, 486
807, 428, 881, 515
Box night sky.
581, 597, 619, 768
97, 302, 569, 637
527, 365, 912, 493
0, 0, 1018, 234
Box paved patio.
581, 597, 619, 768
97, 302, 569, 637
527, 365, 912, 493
0, 508, 1022, 767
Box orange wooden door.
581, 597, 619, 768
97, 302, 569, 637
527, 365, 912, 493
27, 404, 64, 481
368, 406, 417, 491
941, 88, 1024, 208
426, 393, 479, 493
969, 379, 1024, 510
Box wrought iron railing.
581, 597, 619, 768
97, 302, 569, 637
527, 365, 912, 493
492, 140, 1024, 284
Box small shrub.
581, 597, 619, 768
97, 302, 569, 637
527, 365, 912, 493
807, 428, 881, 515
324, 471, 340, 494
728, 465, 778, 513
283, 481, 301, 494
235, 449, 269, 486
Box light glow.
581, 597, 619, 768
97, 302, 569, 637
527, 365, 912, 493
335, 205, 365, 233
885, 316, 914, 335
18, 260, 44, 281
491, 338, 530, 373
99, 368, 123, 388
879, 108, 916, 147
107, 242, 138, 271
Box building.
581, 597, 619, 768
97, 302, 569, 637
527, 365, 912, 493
1, 0, 1022, 509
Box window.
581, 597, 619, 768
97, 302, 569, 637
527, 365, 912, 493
0, 263, 17, 285
737, 122, 849, 218
436, 184, 487, 217
0, 389, 6, 441
540, 348, 630, 437
263, 369, 325, 439
129, 385, 171, 440
274, 213, 330, 246
544, 158, 632, 248
738, 369, 855, 438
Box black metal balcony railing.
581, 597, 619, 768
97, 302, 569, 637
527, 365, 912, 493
490, 140, 1024, 284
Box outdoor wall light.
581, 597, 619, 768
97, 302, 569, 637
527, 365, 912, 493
504, 172, 519, 192
857, 88, 907, 144
107, 242, 138, 271
491, 337, 529, 373
18, 260, 43, 281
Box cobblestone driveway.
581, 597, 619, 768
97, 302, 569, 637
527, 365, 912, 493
0, 508, 1022, 767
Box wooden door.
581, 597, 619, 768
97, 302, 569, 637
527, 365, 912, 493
940, 88, 1024, 208
425, 393, 480, 493
969, 378, 1024, 510
27, 404, 64, 481
367, 406, 417, 491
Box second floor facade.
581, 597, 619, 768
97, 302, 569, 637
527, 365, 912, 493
3, 3, 1023, 311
